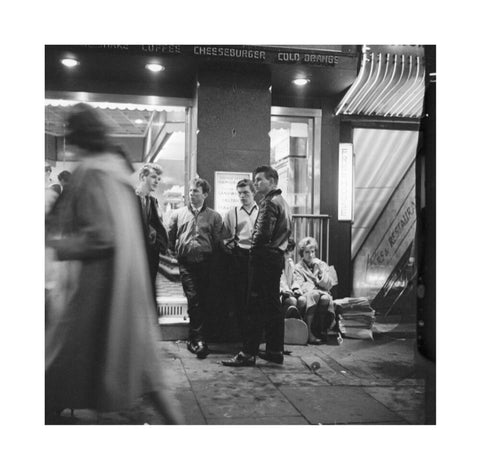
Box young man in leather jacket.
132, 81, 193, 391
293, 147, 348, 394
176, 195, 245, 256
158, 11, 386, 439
223, 165, 292, 367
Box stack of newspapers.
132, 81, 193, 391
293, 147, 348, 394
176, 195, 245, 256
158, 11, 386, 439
334, 297, 376, 340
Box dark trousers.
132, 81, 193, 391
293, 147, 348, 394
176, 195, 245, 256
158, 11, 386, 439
146, 245, 160, 301
228, 248, 250, 342
179, 260, 211, 342
243, 249, 284, 355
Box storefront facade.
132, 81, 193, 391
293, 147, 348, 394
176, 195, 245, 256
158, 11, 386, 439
45, 44, 431, 341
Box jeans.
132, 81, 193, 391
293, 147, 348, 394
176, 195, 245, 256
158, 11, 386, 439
244, 249, 284, 355
179, 260, 211, 342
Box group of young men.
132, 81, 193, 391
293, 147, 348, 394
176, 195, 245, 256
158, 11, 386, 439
137, 164, 292, 367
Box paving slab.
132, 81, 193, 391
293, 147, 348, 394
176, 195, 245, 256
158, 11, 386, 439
264, 371, 330, 386
329, 356, 381, 379
256, 356, 308, 373
300, 353, 344, 374
206, 416, 309, 425
280, 386, 407, 424
161, 357, 191, 389
363, 386, 426, 425
396, 378, 426, 386
175, 389, 207, 425
190, 380, 301, 419
182, 357, 268, 383
55, 398, 171, 425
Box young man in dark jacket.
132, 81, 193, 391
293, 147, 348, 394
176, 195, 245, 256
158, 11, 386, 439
223, 166, 292, 366
136, 163, 168, 294
168, 177, 223, 359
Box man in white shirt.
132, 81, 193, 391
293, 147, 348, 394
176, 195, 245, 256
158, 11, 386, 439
222, 179, 258, 343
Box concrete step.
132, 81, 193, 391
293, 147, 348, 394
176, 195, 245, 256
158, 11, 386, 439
158, 317, 189, 341
157, 296, 189, 341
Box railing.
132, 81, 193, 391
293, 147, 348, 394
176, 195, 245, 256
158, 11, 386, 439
291, 214, 331, 264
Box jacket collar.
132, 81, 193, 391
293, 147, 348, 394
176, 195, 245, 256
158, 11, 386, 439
188, 202, 207, 214
264, 188, 282, 199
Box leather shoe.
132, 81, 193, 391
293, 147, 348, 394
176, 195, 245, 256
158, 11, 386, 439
186, 340, 199, 355
196, 341, 209, 359
221, 352, 256, 367
257, 350, 284, 364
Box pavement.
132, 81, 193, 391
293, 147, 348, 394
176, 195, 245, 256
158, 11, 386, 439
50, 317, 435, 425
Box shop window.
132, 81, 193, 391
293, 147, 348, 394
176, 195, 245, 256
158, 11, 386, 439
270, 117, 312, 214
270, 108, 321, 215
45, 94, 193, 307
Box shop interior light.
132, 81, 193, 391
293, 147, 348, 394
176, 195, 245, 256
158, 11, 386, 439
145, 63, 165, 72
61, 58, 79, 68
292, 78, 310, 86
134, 119, 144, 124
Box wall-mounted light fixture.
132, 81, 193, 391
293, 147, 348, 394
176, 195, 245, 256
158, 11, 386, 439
145, 63, 165, 72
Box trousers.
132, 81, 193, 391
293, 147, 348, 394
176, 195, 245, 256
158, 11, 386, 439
243, 249, 284, 355
178, 259, 211, 342
228, 247, 250, 341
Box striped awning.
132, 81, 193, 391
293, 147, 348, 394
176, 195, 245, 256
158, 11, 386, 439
335, 47, 425, 119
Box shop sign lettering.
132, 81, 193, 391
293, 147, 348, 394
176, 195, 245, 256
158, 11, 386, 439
193, 46, 266, 60
367, 198, 416, 269
82, 45, 345, 67
277, 52, 339, 65
388, 200, 416, 249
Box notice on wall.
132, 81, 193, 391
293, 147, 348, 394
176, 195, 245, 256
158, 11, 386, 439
338, 143, 354, 221
214, 171, 252, 218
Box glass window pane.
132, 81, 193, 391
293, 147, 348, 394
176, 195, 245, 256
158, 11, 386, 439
270, 115, 313, 214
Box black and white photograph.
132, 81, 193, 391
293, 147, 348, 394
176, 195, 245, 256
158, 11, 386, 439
43, 43, 435, 426
3, 2, 479, 468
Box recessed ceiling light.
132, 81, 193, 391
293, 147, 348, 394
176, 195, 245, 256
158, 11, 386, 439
292, 78, 310, 86
61, 58, 79, 68
145, 63, 165, 72
134, 119, 144, 124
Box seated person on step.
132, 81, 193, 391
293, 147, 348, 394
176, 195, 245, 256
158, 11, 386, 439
293, 237, 337, 344
279, 239, 305, 319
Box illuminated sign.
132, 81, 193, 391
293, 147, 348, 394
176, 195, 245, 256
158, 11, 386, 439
214, 171, 252, 218
338, 143, 354, 221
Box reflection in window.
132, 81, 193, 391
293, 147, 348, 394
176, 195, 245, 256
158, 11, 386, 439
269, 116, 313, 214
45, 99, 188, 303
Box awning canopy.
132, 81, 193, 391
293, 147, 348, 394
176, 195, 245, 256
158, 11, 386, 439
335, 46, 425, 119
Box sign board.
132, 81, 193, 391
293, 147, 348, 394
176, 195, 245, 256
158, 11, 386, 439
60, 45, 357, 69
214, 171, 252, 218
338, 143, 354, 221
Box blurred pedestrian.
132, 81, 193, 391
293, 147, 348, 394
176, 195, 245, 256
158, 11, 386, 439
136, 163, 168, 294
45, 163, 57, 213
45, 163, 52, 187
167, 177, 223, 359
223, 166, 292, 366
45, 103, 182, 424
